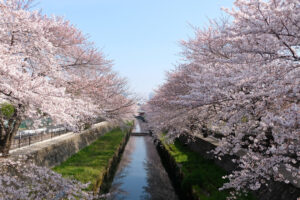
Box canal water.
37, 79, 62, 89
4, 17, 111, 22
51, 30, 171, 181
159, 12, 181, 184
108, 122, 178, 200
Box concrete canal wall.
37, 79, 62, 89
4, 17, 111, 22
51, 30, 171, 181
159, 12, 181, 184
11, 121, 119, 168
155, 138, 194, 200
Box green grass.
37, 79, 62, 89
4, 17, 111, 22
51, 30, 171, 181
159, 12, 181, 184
126, 120, 134, 127
53, 128, 126, 191
161, 137, 256, 200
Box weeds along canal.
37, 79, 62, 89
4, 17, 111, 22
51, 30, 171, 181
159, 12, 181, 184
108, 121, 178, 200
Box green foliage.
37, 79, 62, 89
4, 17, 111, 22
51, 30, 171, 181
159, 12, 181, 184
241, 116, 249, 123
83, 123, 92, 130
126, 120, 134, 127
53, 128, 125, 191
0, 103, 15, 118
161, 138, 256, 200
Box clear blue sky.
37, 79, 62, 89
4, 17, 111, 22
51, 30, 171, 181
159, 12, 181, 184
38, 0, 234, 99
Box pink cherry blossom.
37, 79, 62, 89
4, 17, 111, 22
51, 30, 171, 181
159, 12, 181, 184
145, 0, 300, 195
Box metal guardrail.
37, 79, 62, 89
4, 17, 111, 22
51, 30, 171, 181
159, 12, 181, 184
11, 127, 67, 150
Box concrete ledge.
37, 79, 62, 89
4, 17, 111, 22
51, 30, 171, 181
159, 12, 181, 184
154, 138, 194, 200
11, 121, 118, 168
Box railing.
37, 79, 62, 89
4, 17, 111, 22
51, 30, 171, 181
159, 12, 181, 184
11, 127, 67, 150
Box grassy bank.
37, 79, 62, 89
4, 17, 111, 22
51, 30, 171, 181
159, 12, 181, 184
161, 137, 255, 200
53, 128, 126, 191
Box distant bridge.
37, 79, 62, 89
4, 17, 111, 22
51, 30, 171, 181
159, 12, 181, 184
131, 132, 151, 136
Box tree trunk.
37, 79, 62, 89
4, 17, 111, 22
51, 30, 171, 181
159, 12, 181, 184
0, 117, 21, 157
0, 141, 4, 154
1, 141, 11, 157
0, 126, 4, 153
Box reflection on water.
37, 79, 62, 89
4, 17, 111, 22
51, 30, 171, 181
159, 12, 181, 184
142, 137, 178, 200
109, 137, 148, 200
108, 136, 178, 200
133, 120, 141, 133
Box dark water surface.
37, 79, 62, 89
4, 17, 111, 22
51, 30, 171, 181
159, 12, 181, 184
108, 136, 178, 200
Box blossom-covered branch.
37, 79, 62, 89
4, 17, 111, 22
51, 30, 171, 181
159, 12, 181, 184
145, 0, 299, 195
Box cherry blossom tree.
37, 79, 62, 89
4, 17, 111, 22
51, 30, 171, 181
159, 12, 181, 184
0, 157, 97, 200
0, 0, 135, 156
145, 0, 299, 196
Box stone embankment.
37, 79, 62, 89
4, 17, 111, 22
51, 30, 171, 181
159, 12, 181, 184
11, 121, 118, 168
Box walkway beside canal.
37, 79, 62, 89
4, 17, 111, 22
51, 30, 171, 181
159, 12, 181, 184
10, 122, 110, 157
9, 121, 117, 167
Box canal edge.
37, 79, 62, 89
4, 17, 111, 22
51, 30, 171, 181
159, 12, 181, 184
154, 138, 196, 200
95, 123, 133, 195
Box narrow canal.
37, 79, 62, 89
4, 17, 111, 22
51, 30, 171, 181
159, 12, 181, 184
108, 121, 178, 200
